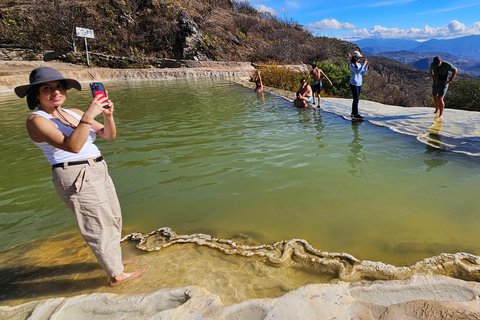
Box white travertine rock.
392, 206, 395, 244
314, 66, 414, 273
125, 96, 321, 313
2, 276, 480, 319
320, 98, 480, 156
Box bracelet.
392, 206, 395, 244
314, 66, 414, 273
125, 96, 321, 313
79, 119, 93, 125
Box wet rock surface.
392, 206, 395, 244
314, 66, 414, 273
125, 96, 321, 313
2, 276, 480, 320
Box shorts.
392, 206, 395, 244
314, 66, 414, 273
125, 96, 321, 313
432, 84, 448, 96
312, 82, 322, 94
307, 96, 313, 104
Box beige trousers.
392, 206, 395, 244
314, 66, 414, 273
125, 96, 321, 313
52, 158, 124, 278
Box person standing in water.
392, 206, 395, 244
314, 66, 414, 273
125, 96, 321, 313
430, 56, 457, 119
14, 67, 146, 286
254, 69, 263, 93
349, 51, 368, 120
306, 63, 332, 107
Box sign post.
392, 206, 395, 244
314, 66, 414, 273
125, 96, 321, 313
75, 27, 95, 66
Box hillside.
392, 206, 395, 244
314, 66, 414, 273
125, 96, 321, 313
0, 0, 355, 64
413, 35, 480, 59
362, 56, 432, 108
365, 51, 480, 78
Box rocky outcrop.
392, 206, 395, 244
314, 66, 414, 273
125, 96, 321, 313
175, 11, 205, 60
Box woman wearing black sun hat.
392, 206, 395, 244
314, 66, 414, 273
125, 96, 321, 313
15, 67, 145, 286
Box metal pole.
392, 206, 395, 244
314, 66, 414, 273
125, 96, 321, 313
84, 37, 90, 66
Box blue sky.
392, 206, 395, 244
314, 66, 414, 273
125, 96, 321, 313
246, 0, 480, 41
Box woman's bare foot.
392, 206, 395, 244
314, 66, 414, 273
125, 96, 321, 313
110, 269, 146, 287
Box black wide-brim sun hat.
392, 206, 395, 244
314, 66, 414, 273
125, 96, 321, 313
14, 66, 82, 98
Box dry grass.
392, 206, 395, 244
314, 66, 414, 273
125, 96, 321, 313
256, 63, 308, 92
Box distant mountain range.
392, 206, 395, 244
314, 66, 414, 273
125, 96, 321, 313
355, 35, 480, 59
356, 35, 480, 78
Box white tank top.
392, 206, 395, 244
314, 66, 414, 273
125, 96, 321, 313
29, 109, 101, 165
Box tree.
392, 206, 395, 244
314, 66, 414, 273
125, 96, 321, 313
31, 0, 92, 52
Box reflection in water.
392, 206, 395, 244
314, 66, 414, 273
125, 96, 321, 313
347, 122, 366, 177
312, 110, 325, 143
256, 91, 265, 102
424, 118, 448, 171
296, 107, 320, 124
427, 118, 443, 148
296, 108, 326, 147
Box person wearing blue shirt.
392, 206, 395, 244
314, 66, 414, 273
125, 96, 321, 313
349, 51, 368, 120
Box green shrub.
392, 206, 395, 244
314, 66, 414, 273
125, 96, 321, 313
64, 53, 77, 63
444, 79, 480, 111
196, 34, 226, 61
311, 60, 351, 98
24, 52, 39, 61
258, 61, 358, 99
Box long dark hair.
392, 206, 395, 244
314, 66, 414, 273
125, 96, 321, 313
26, 85, 40, 110
350, 57, 359, 68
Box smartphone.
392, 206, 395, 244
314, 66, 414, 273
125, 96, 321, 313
90, 82, 110, 108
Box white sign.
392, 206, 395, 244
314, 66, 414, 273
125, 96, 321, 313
76, 27, 94, 39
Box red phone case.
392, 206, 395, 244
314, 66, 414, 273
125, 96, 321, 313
90, 83, 109, 108
90, 82, 106, 98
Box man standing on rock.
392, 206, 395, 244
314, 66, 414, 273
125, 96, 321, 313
306, 64, 332, 107
430, 56, 457, 119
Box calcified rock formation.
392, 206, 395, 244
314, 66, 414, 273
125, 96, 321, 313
2, 276, 480, 319
122, 227, 480, 283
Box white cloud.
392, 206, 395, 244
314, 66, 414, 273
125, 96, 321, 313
344, 20, 480, 40
285, 1, 301, 9
306, 18, 356, 31
255, 4, 280, 15
367, 0, 416, 7
448, 20, 466, 33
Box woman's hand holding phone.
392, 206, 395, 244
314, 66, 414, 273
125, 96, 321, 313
90, 82, 111, 109
85, 82, 114, 120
